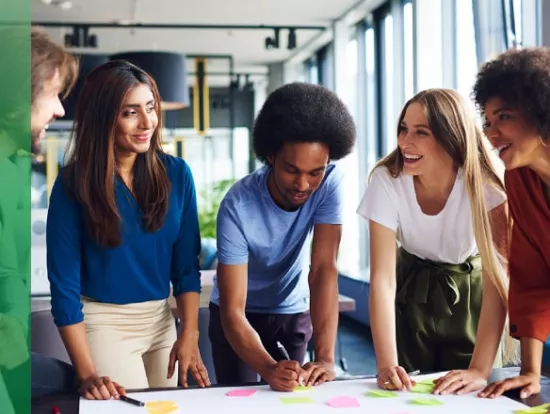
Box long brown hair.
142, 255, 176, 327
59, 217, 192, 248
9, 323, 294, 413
63, 60, 170, 247
373, 88, 509, 302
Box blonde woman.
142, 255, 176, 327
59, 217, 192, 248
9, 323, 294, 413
357, 89, 510, 395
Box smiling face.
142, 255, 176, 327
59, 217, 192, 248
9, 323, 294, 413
397, 102, 454, 176
267, 141, 329, 210
114, 83, 158, 156
483, 97, 545, 170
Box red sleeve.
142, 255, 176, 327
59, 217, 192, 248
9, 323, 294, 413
508, 219, 550, 342
506, 169, 550, 343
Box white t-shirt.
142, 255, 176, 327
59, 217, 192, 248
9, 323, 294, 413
356, 166, 506, 264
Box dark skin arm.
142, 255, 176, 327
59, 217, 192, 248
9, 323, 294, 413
218, 263, 307, 392
302, 223, 342, 386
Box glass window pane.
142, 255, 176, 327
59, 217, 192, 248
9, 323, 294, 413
384, 14, 395, 154
456, 0, 478, 99
403, 2, 414, 99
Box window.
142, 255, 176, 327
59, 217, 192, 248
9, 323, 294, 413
403, 1, 415, 99
382, 13, 395, 155
456, 0, 478, 99
337, 38, 361, 277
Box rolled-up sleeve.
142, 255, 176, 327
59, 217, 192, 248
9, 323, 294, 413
171, 161, 201, 297
46, 177, 84, 327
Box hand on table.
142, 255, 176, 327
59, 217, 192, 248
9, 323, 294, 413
168, 330, 211, 388
301, 361, 335, 386
478, 372, 541, 399
262, 360, 308, 392
79, 375, 126, 400
432, 369, 487, 395
376, 365, 415, 391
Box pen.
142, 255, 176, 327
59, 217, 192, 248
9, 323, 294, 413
276, 341, 291, 360
119, 395, 145, 407
276, 341, 304, 386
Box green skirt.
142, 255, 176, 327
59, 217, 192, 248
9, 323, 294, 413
395, 247, 485, 372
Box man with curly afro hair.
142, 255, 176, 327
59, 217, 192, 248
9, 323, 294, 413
472, 46, 550, 401
208, 82, 356, 392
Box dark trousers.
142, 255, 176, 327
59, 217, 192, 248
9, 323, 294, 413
208, 302, 313, 385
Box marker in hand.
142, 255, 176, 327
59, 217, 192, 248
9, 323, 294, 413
276, 341, 291, 360
276, 341, 304, 386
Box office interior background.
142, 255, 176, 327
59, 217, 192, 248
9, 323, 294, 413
30, 0, 550, 377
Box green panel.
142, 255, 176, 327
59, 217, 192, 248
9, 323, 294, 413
0, 0, 31, 413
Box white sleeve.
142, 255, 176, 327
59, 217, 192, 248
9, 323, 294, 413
356, 167, 399, 232
483, 181, 507, 211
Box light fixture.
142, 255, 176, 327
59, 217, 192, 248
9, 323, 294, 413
287, 28, 297, 50
110, 51, 190, 110
265, 28, 280, 50
62, 54, 109, 120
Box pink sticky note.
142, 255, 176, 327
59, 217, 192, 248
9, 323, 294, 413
326, 396, 360, 408
225, 389, 257, 397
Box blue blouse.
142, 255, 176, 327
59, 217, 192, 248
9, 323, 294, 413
46, 153, 201, 327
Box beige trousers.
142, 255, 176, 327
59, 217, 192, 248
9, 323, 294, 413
82, 297, 178, 390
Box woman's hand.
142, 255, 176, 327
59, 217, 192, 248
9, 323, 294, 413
376, 365, 415, 391
479, 372, 541, 399
167, 329, 211, 388
79, 375, 126, 400
433, 369, 488, 395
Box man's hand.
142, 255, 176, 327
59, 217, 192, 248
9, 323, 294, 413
478, 372, 541, 399
167, 330, 211, 388
302, 361, 335, 386
261, 361, 308, 392
433, 368, 488, 395
0, 314, 28, 370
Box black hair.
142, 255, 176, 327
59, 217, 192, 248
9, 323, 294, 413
252, 82, 356, 163
472, 46, 550, 142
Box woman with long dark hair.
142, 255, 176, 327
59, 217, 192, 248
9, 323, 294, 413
46, 60, 210, 399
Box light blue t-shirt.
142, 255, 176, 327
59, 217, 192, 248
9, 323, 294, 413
210, 163, 344, 314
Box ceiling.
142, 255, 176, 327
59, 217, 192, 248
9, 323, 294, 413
32, 0, 363, 84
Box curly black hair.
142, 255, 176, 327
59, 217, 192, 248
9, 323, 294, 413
253, 82, 356, 163
472, 46, 550, 141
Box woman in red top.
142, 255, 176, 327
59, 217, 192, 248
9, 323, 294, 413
471, 47, 550, 399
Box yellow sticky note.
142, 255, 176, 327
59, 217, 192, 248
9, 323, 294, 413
411, 382, 435, 394
514, 403, 550, 414
409, 397, 444, 406
280, 396, 315, 404
146, 401, 179, 414
365, 390, 399, 398
293, 385, 312, 392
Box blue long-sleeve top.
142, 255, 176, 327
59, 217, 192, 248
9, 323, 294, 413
46, 153, 201, 327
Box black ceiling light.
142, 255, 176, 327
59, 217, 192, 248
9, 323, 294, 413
109, 51, 190, 110
265, 28, 280, 50
62, 53, 109, 119
287, 28, 297, 50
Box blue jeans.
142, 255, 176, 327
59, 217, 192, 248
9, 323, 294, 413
31, 353, 78, 398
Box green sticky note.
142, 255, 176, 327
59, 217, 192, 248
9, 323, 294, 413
365, 390, 399, 398
293, 385, 312, 392
514, 403, 550, 414
409, 397, 444, 406
280, 396, 315, 404
417, 378, 436, 385
411, 382, 435, 393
